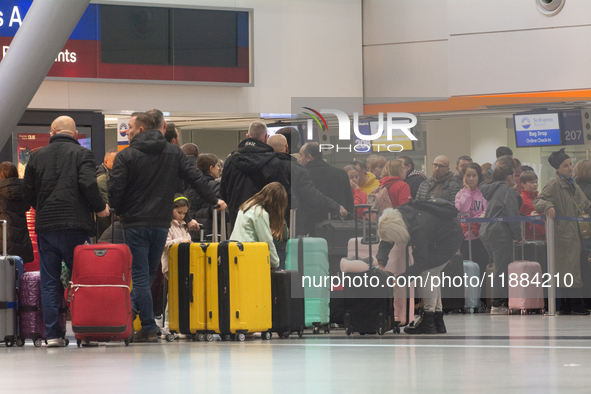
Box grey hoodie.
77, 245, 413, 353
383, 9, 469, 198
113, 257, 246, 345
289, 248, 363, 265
479, 181, 523, 243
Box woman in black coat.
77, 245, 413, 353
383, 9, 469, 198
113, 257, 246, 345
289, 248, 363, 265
377, 202, 463, 335
0, 162, 33, 262
187, 154, 222, 241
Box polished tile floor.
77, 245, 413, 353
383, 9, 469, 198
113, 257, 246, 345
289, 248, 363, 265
2, 314, 591, 394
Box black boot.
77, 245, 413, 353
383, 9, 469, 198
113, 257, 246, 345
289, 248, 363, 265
404, 311, 437, 334
434, 311, 446, 334
569, 298, 590, 315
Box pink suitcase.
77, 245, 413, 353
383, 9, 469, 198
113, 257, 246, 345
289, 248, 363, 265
346, 238, 415, 326
508, 260, 544, 314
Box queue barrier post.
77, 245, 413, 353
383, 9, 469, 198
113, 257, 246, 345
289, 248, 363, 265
545, 217, 556, 316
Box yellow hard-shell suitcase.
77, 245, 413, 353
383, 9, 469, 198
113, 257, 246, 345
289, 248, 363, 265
208, 240, 272, 341
168, 242, 218, 341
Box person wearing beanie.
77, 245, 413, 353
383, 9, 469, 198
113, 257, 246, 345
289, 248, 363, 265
376, 205, 463, 334
533, 148, 591, 315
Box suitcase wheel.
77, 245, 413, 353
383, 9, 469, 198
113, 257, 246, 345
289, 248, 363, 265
282, 332, 290, 340
34, 338, 43, 347
394, 326, 401, 334
77, 340, 82, 348
312, 326, 320, 335
521, 309, 527, 315
221, 334, 232, 341
195, 334, 205, 342
324, 326, 330, 334
124, 338, 130, 346
378, 326, 385, 336
16, 338, 24, 347
236, 333, 245, 342
262, 331, 272, 340
205, 334, 214, 342
298, 331, 303, 338
345, 327, 351, 336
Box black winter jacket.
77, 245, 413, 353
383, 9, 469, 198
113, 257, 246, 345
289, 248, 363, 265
302, 159, 354, 235
187, 174, 221, 237
108, 130, 218, 229
0, 178, 33, 262
405, 171, 426, 200
219, 138, 290, 226
376, 205, 463, 280
23, 134, 106, 235
275, 153, 341, 234
415, 172, 460, 203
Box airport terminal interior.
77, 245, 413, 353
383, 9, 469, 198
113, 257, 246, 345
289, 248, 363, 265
2, 0, 591, 393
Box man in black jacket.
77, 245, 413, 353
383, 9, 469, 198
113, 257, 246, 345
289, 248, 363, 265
268, 135, 346, 232
108, 112, 226, 342
298, 142, 354, 235
220, 121, 290, 228
24, 116, 110, 347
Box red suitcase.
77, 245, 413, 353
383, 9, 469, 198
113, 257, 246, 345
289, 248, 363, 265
68, 242, 133, 346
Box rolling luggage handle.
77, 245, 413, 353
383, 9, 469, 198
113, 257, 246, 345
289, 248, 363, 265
1, 219, 6, 256
212, 206, 227, 243
94, 208, 118, 244
353, 205, 377, 266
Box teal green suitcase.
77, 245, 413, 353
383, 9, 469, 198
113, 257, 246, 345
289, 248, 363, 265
285, 237, 330, 334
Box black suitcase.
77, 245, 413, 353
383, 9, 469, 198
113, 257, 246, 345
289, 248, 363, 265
343, 270, 396, 335
270, 270, 305, 339
314, 217, 358, 257
342, 205, 397, 336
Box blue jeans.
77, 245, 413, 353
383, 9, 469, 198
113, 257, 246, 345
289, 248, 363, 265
124, 227, 168, 333
38, 229, 90, 340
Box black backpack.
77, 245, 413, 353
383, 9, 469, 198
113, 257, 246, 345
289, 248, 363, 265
406, 198, 459, 220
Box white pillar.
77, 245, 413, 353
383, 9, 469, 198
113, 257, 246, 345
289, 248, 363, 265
0, 0, 90, 148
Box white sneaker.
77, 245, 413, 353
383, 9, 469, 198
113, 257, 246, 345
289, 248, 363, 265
490, 306, 510, 315
46, 338, 67, 347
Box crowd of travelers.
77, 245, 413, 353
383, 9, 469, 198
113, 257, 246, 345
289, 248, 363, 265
7, 111, 591, 344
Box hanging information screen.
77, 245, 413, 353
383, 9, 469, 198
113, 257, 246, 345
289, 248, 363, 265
0, 1, 251, 84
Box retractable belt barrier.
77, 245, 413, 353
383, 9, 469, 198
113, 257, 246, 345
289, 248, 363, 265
457, 214, 591, 316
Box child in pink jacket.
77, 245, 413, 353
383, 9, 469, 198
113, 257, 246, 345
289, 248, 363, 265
455, 163, 488, 304
160, 194, 198, 338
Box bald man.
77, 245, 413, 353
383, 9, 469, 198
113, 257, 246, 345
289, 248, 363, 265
270, 134, 346, 225
415, 155, 460, 203
220, 121, 290, 228
24, 116, 110, 347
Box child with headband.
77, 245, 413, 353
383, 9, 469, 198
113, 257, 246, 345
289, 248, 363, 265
161, 194, 196, 275
159, 194, 198, 337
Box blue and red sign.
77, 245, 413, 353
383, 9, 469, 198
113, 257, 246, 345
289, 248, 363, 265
0, 1, 250, 83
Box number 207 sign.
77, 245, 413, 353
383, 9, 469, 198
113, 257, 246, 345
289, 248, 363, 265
562, 111, 584, 146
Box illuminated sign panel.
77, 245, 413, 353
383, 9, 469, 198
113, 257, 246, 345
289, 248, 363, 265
0, 1, 251, 84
